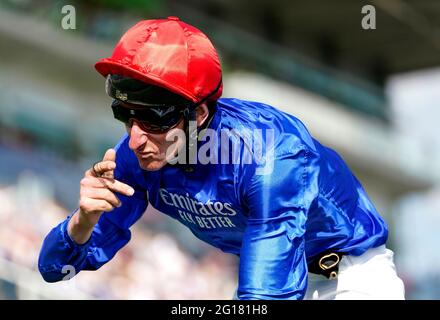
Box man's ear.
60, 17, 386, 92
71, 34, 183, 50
195, 104, 210, 127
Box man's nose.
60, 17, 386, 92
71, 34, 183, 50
128, 121, 148, 150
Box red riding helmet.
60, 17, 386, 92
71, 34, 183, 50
95, 16, 223, 104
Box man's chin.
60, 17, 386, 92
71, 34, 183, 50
138, 158, 167, 171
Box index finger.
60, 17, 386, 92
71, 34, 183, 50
87, 160, 116, 178
106, 179, 135, 197
101, 149, 116, 178
87, 149, 117, 178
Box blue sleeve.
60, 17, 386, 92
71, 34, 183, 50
38, 135, 148, 282
237, 145, 320, 300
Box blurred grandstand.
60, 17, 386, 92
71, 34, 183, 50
0, 0, 440, 299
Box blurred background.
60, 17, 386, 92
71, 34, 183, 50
0, 0, 439, 299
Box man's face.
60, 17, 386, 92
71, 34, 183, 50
126, 119, 185, 171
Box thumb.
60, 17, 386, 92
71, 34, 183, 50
103, 148, 116, 162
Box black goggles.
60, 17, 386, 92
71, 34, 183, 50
111, 100, 186, 134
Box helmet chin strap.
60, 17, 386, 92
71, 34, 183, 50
183, 107, 197, 172
172, 78, 222, 172
182, 79, 223, 172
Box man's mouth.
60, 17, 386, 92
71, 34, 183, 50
137, 152, 155, 159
